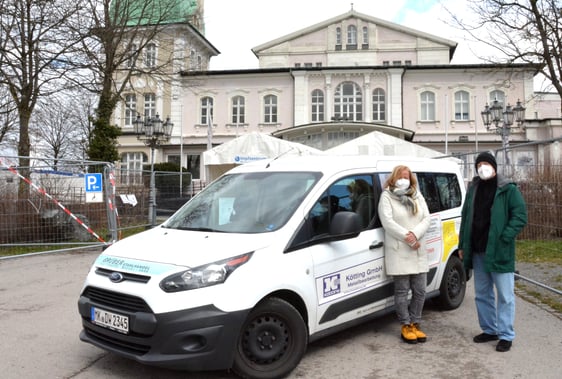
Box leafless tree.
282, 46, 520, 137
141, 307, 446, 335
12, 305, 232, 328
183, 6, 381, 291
0, 87, 18, 150
69, 0, 186, 163
0, 0, 85, 197
446, 0, 562, 111
31, 95, 89, 170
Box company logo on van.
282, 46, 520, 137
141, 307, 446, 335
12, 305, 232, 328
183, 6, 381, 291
323, 274, 341, 297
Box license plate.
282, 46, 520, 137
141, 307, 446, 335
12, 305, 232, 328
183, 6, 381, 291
91, 306, 129, 334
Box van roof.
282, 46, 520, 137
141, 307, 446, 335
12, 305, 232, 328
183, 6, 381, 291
226, 155, 461, 175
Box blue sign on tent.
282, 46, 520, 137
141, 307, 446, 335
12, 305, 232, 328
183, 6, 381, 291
84, 173, 103, 192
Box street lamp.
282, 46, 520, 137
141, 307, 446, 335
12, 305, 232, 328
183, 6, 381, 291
133, 113, 173, 227
481, 98, 525, 166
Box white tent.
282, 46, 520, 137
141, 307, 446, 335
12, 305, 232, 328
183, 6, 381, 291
202, 132, 324, 182
326, 131, 460, 162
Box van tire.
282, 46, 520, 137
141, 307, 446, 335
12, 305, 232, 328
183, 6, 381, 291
233, 297, 308, 379
436, 255, 466, 310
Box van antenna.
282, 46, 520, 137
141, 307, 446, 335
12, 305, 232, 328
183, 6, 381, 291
266, 147, 295, 168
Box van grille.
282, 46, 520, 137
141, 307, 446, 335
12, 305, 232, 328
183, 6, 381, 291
83, 286, 152, 313
84, 326, 150, 355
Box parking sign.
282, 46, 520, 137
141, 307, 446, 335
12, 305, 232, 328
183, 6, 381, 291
85, 173, 103, 203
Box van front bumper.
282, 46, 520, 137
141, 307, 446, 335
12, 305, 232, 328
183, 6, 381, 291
77, 293, 250, 371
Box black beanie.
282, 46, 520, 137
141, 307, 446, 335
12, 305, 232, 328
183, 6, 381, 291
475, 151, 497, 172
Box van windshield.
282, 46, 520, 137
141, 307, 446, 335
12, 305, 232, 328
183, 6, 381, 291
164, 171, 321, 233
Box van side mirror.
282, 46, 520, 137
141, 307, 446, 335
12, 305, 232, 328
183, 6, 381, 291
329, 211, 362, 239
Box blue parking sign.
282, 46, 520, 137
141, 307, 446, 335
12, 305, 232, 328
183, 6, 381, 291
85, 173, 103, 192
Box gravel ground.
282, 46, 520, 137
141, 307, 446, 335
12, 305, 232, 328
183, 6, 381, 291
515, 261, 562, 320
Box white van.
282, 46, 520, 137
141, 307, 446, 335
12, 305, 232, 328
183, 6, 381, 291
78, 155, 467, 379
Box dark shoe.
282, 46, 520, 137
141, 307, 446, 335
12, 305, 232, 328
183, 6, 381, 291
473, 333, 499, 343
496, 340, 512, 352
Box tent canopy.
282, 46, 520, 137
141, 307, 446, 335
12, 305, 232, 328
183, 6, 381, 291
202, 132, 324, 182
326, 131, 460, 162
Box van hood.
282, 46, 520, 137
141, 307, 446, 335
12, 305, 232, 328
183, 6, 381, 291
101, 226, 275, 268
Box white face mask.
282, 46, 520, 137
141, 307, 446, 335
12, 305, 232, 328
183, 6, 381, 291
395, 178, 410, 190
477, 164, 495, 180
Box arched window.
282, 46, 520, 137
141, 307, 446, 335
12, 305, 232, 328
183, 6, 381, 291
347, 25, 357, 45
362, 26, 368, 45
264, 95, 277, 123
334, 82, 362, 121
232, 96, 245, 124
454, 90, 470, 120
200, 96, 213, 124
144, 43, 156, 68
311, 89, 324, 122
420, 91, 435, 121
372, 88, 386, 122
489, 90, 505, 106
336, 27, 342, 45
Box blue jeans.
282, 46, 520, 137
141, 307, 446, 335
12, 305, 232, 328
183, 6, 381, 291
472, 253, 515, 341
393, 273, 426, 325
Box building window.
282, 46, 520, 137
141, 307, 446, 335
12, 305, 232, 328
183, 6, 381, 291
362, 26, 368, 44
124, 94, 136, 126
294, 63, 301, 68
392, 60, 401, 66
201, 96, 213, 124
316, 62, 322, 67
264, 95, 278, 123
334, 81, 362, 121
420, 91, 436, 121
232, 95, 245, 124
121, 152, 145, 185
187, 154, 200, 179
347, 25, 357, 45
311, 89, 324, 122
405, 60, 412, 66
190, 50, 196, 70
454, 90, 470, 120
144, 93, 156, 119
145, 43, 156, 68
489, 89, 505, 105
304, 63, 313, 67
197, 55, 202, 70
336, 27, 342, 45
372, 88, 386, 122
383, 61, 389, 66
127, 43, 137, 68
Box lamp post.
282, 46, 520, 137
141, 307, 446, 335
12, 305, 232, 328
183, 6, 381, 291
133, 113, 173, 227
481, 99, 525, 167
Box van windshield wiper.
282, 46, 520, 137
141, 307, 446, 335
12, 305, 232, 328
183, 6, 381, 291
174, 226, 225, 233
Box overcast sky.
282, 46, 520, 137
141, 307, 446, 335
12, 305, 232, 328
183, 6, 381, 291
204, 0, 483, 70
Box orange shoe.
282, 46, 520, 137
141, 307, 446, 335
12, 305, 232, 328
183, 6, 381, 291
401, 324, 418, 344
411, 323, 427, 343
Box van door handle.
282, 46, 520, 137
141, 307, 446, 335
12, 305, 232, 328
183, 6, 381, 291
369, 241, 383, 249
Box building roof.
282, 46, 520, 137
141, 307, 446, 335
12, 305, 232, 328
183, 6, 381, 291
252, 9, 458, 60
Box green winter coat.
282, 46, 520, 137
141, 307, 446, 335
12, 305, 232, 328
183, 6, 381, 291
459, 175, 527, 273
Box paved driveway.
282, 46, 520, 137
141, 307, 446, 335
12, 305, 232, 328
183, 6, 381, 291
1, 250, 561, 379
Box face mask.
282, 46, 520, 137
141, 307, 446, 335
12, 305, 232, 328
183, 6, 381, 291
395, 178, 410, 190
478, 164, 495, 180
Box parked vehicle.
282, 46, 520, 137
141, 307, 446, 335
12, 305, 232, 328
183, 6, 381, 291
78, 155, 467, 379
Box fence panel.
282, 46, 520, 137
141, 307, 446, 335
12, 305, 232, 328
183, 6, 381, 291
0, 156, 117, 255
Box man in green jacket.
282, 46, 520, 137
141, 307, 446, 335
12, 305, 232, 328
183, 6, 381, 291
459, 152, 527, 352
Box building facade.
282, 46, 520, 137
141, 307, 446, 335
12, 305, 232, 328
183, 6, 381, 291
113, 7, 562, 183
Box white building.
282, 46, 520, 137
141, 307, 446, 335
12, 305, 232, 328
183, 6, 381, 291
114, 5, 562, 182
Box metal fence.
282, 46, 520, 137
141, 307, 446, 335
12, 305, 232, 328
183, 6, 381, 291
0, 155, 205, 256
1, 141, 560, 258
0, 156, 118, 253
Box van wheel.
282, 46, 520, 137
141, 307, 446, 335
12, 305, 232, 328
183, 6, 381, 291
436, 255, 466, 310
233, 297, 308, 379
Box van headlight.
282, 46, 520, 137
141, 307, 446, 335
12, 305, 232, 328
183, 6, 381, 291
160, 253, 252, 292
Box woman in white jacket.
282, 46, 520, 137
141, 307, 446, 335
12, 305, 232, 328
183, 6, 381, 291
378, 165, 431, 344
